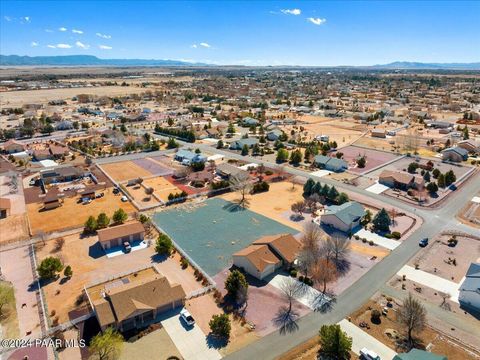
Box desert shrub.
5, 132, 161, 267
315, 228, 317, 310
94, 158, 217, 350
180, 257, 189, 269
290, 269, 298, 277
371, 309, 382, 324
391, 231, 401, 239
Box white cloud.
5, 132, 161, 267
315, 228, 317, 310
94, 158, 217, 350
72, 29, 83, 34
200, 42, 211, 48
56, 43, 72, 49
20, 16, 31, 23
59, 27, 67, 32
31, 41, 39, 47
99, 45, 112, 50
75, 41, 89, 49
281, 9, 301, 15
96, 32, 111, 39
4, 16, 12, 22
191, 44, 198, 48
45, 29, 53, 33
47, 45, 56, 49
307, 17, 326, 26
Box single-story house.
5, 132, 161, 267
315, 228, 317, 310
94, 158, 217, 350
0, 198, 11, 219
229, 138, 259, 150
267, 129, 284, 141
441, 146, 469, 162
42, 192, 63, 210
457, 139, 480, 154
371, 129, 386, 138
379, 170, 424, 190
1, 139, 26, 154
215, 163, 249, 180
174, 150, 207, 165
458, 262, 480, 312
233, 233, 301, 280
242, 117, 260, 127
87, 268, 186, 331
40, 166, 87, 185
393, 349, 446, 360
49, 145, 70, 159
97, 221, 145, 250
33, 148, 52, 161
320, 201, 366, 233
313, 155, 348, 172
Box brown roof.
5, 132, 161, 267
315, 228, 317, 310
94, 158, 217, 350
97, 221, 144, 243
92, 273, 186, 327
0, 197, 11, 210
253, 233, 301, 263
1, 139, 26, 149
379, 170, 413, 185
233, 244, 280, 272
49, 145, 69, 155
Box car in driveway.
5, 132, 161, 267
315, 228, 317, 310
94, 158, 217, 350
419, 237, 429, 247
123, 242, 131, 253
180, 308, 195, 327
121, 196, 128, 202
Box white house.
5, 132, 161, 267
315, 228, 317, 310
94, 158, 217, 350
320, 201, 366, 233
459, 262, 480, 312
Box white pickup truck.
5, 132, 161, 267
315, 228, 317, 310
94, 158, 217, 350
360, 347, 381, 360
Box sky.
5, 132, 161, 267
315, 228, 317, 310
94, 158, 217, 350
1, 1, 479, 66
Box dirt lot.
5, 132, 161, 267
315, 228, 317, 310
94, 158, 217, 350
143, 176, 182, 202
26, 189, 135, 234
410, 234, 480, 283
0, 214, 29, 244
35, 231, 204, 323
100, 161, 152, 183
352, 136, 398, 152
0, 86, 147, 107
286, 122, 365, 146
125, 183, 161, 208
457, 199, 480, 228
119, 327, 182, 360
332, 145, 400, 174
350, 299, 477, 359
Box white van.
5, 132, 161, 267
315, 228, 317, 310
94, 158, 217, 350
360, 347, 380, 360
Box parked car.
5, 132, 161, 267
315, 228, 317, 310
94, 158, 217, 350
121, 196, 128, 202
82, 197, 92, 205
123, 242, 131, 253
360, 347, 380, 360
113, 187, 120, 195
95, 192, 104, 199
180, 308, 195, 326
419, 237, 429, 247
29, 179, 37, 186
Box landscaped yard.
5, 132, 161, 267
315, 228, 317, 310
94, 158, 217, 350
152, 197, 299, 276
26, 188, 135, 234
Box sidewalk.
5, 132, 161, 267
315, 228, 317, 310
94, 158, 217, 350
397, 265, 460, 302
338, 319, 397, 360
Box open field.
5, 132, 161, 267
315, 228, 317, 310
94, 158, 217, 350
0, 86, 148, 107
287, 122, 365, 146
350, 299, 478, 359
152, 197, 298, 276
26, 189, 135, 234
143, 176, 182, 202
0, 214, 29, 243
100, 161, 151, 182
35, 230, 203, 323
132, 158, 174, 176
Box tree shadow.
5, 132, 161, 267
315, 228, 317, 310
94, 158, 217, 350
311, 291, 336, 313
289, 214, 305, 222
222, 202, 247, 213
273, 306, 300, 335
333, 258, 351, 277
206, 333, 229, 349
150, 253, 169, 263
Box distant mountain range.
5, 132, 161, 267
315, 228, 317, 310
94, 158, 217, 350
373, 61, 480, 70
1, 55, 479, 69
0, 55, 206, 66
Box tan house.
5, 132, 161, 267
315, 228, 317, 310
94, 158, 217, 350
97, 221, 145, 250
371, 129, 386, 138
0, 198, 11, 219
457, 139, 480, 154
1, 139, 26, 154
379, 170, 424, 190
87, 268, 186, 331
233, 233, 301, 280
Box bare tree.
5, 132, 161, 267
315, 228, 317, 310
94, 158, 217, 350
297, 223, 322, 278
291, 201, 306, 219
311, 259, 337, 294
326, 236, 351, 269
438, 292, 451, 311
53, 237, 65, 252
398, 293, 427, 348
279, 277, 305, 314
229, 174, 252, 208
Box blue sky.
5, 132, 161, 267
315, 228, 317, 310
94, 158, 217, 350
1, 1, 479, 66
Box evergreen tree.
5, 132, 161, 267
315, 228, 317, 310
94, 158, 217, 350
327, 186, 339, 202
437, 173, 446, 188
312, 181, 322, 196
303, 178, 316, 197
373, 208, 391, 232
241, 144, 249, 156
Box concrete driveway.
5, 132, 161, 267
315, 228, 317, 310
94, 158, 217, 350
160, 309, 221, 360
397, 265, 461, 302
338, 319, 397, 360
355, 229, 400, 250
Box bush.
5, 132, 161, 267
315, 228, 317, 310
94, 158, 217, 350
369, 240, 374, 246
251, 181, 269, 194
298, 275, 304, 282
290, 269, 298, 277
209, 314, 231, 338
371, 309, 382, 324
180, 257, 189, 269
391, 231, 401, 239
155, 234, 174, 256
354, 235, 360, 240
265, 170, 273, 176
37, 257, 63, 280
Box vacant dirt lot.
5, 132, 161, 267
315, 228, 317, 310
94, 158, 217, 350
100, 161, 151, 182
27, 189, 135, 234
143, 176, 182, 202
35, 231, 204, 323
0, 86, 147, 107
350, 299, 477, 359
0, 214, 29, 243
125, 183, 161, 208
333, 145, 400, 174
